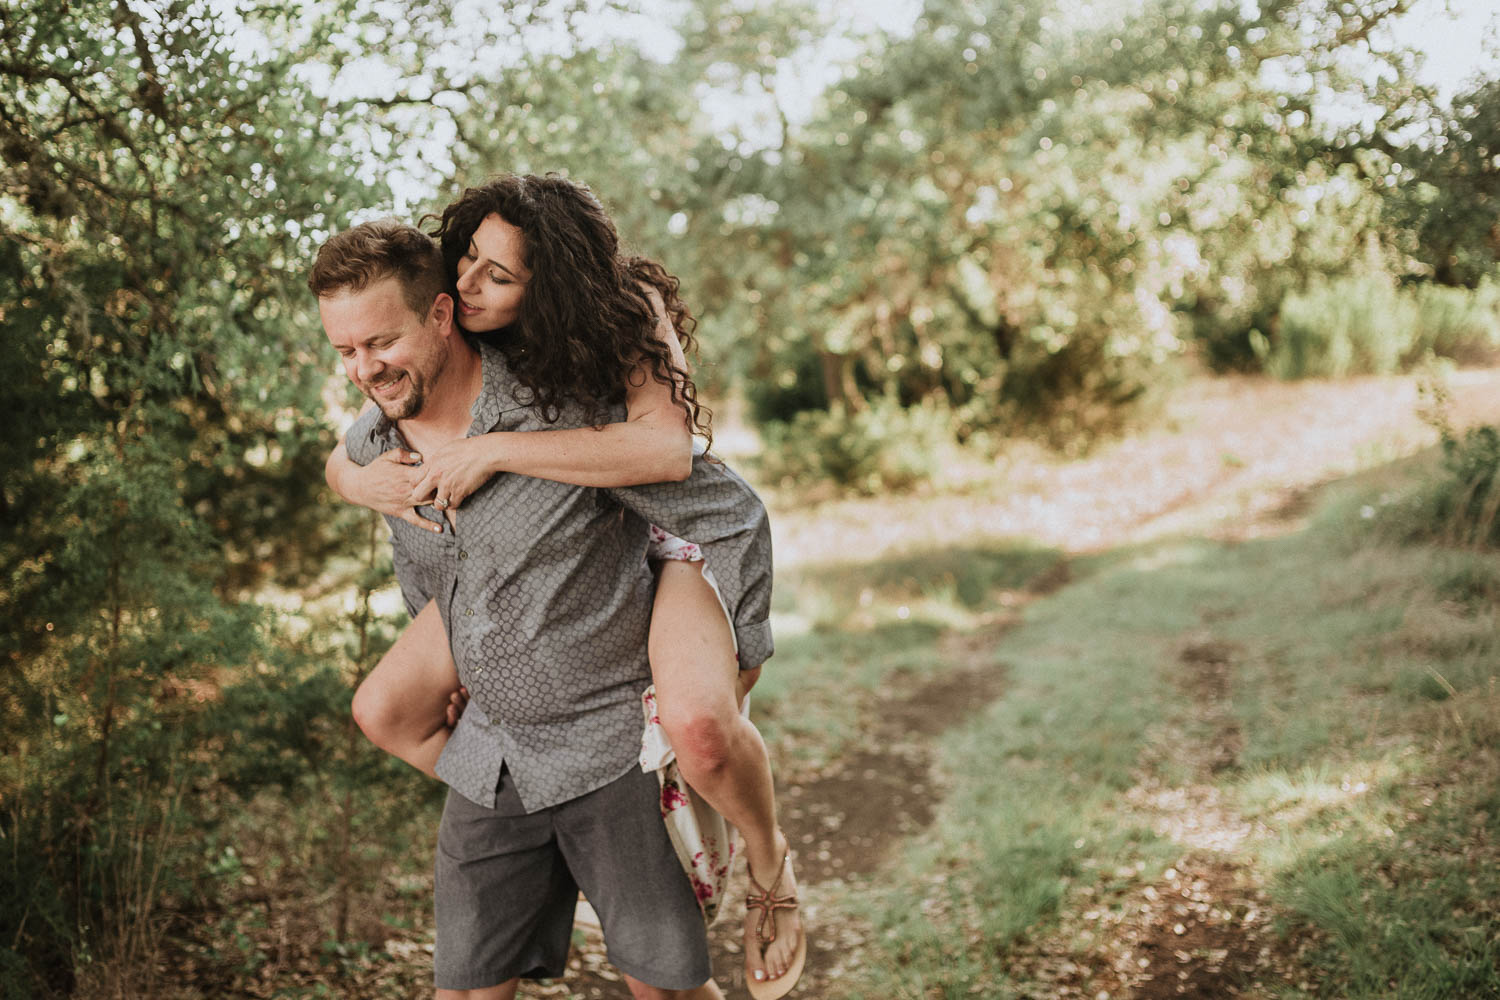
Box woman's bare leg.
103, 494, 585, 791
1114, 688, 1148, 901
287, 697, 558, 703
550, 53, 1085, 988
624, 973, 724, 1000
352, 599, 462, 779
649, 562, 802, 987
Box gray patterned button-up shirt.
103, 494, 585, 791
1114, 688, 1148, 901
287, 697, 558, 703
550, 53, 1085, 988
344, 340, 773, 812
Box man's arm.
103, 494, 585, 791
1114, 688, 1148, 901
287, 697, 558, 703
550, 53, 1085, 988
606, 453, 774, 669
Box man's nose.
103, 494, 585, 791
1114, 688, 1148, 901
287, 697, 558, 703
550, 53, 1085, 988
352, 350, 383, 384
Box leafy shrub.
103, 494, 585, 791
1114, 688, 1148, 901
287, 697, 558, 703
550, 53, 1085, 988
742, 337, 830, 425
756, 400, 955, 495
1434, 423, 1500, 548
994, 329, 1162, 454
1412, 279, 1500, 366
1372, 424, 1500, 550
1258, 275, 1419, 378
1257, 275, 1500, 379
1434, 556, 1500, 612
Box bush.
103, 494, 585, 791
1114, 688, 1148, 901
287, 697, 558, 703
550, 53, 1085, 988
1259, 275, 1419, 378
1435, 423, 1500, 548
756, 400, 956, 495
1412, 279, 1500, 366
1372, 424, 1500, 550
1257, 275, 1500, 379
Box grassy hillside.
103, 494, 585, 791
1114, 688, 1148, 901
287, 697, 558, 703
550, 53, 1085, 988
755, 450, 1499, 999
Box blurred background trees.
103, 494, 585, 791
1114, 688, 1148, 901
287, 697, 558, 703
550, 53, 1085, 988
2, 0, 1497, 994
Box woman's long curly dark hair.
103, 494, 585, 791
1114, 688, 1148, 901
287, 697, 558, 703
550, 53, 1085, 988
427, 174, 710, 447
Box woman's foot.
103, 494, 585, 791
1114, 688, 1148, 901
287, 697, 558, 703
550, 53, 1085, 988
744, 831, 805, 999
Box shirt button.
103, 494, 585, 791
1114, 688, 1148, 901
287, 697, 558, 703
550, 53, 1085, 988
459, 550, 469, 560
465, 608, 474, 616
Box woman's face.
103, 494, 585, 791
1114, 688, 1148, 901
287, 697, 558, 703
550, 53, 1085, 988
453, 213, 531, 333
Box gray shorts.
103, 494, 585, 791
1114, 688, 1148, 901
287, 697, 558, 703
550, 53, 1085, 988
433, 763, 711, 992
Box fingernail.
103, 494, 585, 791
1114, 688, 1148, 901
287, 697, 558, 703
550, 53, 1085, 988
410, 452, 421, 461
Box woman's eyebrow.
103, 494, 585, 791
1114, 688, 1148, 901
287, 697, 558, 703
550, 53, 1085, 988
470, 242, 519, 277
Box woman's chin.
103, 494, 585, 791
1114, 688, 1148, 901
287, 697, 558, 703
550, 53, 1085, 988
458, 315, 509, 336
457, 315, 493, 334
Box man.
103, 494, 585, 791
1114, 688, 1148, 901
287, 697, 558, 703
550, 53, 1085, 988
309, 219, 773, 1000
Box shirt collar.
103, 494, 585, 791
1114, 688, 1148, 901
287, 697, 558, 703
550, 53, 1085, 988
468, 339, 515, 436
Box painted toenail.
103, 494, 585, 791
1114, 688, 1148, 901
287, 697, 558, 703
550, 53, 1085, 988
753, 971, 765, 981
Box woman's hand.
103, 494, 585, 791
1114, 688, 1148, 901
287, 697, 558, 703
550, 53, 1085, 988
408, 436, 502, 511
445, 686, 470, 729
345, 448, 442, 534
736, 666, 762, 707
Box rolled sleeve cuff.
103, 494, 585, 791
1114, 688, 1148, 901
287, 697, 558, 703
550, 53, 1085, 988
734, 618, 774, 671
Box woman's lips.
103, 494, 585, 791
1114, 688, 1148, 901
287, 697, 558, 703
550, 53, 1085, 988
458, 299, 482, 316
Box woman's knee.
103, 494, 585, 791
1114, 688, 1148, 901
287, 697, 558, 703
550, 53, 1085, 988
351, 674, 405, 749
658, 697, 737, 776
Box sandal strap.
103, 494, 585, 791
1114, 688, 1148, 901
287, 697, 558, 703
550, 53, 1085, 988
746, 851, 798, 947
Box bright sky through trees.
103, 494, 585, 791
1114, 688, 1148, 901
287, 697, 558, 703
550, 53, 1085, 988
337, 0, 1499, 209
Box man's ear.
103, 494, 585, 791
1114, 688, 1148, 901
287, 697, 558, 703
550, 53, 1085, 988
430, 292, 456, 334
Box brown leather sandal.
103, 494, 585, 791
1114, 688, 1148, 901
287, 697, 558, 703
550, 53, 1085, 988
745, 851, 807, 1000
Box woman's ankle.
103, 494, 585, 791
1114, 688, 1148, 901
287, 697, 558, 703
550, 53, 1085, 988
744, 828, 791, 882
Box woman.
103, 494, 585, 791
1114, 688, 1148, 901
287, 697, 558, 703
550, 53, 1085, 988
325, 174, 803, 998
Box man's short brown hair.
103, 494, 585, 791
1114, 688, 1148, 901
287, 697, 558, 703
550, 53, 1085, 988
307, 218, 447, 317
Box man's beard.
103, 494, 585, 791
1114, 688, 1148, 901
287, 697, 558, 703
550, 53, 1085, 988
365, 369, 426, 420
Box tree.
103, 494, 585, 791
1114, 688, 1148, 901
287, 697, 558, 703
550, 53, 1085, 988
0, 2, 381, 992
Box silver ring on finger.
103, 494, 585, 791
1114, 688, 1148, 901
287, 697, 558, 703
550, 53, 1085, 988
435, 497, 449, 509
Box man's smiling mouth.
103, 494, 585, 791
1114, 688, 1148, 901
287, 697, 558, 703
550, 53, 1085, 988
370, 373, 406, 396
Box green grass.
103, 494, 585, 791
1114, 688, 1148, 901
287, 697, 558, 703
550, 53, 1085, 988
752, 541, 1066, 770
759, 455, 1500, 999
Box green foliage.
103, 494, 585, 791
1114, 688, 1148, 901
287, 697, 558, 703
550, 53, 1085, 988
1260, 274, 1422, 378
241, 0, 1498, 466
756, 400, 955, 495
1432, 423, 1500, 548
1395, 78, 1500, 287
1412, 279, 1500, 366
1256, 275, 1500, 379
0, 1, 421, 991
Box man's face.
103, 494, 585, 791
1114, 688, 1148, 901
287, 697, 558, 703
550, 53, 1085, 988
320, 276, 446, 421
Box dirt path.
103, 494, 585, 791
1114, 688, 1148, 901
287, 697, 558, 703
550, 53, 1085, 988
767, 369, 1500, 565
545, 370, 1500, 1000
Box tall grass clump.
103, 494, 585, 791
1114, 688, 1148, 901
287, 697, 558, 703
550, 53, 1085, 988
1412, 278, 1500, 366
1257, 275, 1500, 378
1369, 374, 1500, 549
1431, 423, 1500, 547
